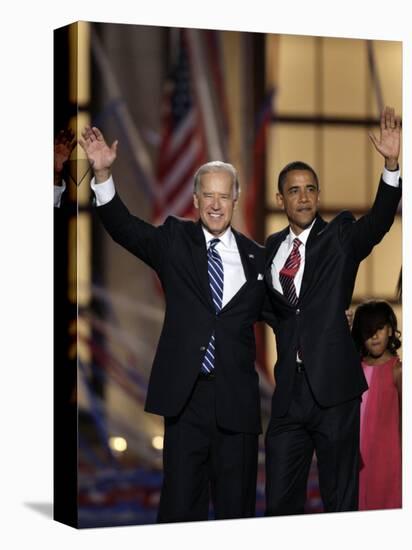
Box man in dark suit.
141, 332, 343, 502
264, 106, 402, 515
79, 127, 266, 523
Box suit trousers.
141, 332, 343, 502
157, 375, 258, 523
265, 366, 360, 515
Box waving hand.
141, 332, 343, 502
79, 126, 118, 182
369, 106, 401, 170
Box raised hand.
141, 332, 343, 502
54, 128, 76, 185
369, 106, 401, 170
79, 126, 118, 183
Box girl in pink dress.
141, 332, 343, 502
352, 300, 402, 511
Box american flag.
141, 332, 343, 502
154, 29, 207, 223
244, 88, 275, 240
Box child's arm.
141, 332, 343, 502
393, 359, 402, 395
392, 359, 402, 436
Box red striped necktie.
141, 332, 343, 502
279, 238, 302, 305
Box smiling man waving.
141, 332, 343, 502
79, 127, 267, 523
264, 106, 402, 515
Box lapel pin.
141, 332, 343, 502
248, 254, 255, 259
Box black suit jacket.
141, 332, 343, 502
265, 178, 401, 417
97, 193, 266, 434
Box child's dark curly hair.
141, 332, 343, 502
352, 300, 401, 357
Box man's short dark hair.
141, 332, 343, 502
278, 161, 319, 194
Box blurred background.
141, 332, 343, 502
54, 21, 402, 527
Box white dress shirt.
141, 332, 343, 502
202, 226, 246, 307
54, 169, 399, 303
53, 175, 115, 208
54, 181, 66, 207
82, 175, 246, 307
271, 167, 400, 296
271, 218, 315, 297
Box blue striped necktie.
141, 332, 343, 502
201, 238, 224, 374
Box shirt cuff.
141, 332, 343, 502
91, 175, 116, 206
382, 167, 400, 188
54, 181, 66, 208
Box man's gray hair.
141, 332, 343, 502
193, 161, 240, 199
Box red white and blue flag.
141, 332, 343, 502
154, 30, 208, 223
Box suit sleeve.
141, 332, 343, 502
260, 235, 279, 329
339, 177, 401, 263
96, 192, 173, 274
260, 292, 278, 330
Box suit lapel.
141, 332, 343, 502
188, 221, 215, 311
234, 230, 254, 280
299, 215, 327, 302
188, 224, 261, 314
219, 230, 255, 313
265, 218, 328, 306
265, 227, 290, 303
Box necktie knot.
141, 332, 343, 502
292, 237, 302, 250
209, 238, 220, 250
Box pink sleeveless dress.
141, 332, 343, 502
359, 356, 402, 510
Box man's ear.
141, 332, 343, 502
276, 192, 285, 210
193, 193, 199, 209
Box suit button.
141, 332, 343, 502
296, 308, 300, 315
200, 346, 206, 351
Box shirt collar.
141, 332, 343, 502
202, 225, 234, 249
288, 217, 317, 247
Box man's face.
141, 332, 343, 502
276, 170, 320, 234
193, 171, 237, 237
